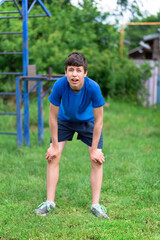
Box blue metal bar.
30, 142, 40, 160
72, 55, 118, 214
0, 32, 22, 35
21, 82, 39, 102
0, 0, 6, 5
37, 0, 51, 17
42, 85, 53, 99
29, 14, 47, 18
22, 0, 30, 147
28, 0, 37, 15
28, 82, 38, 95
20, 77, 47, 81
16, 77, 23, 146
37, 81, 43, 144
22, 0, 29, 77
0, 112, 17, 115
0, 16, 22, 19
0, 15, 48, 19
23, 81, 30, 146
0, 72, 23, 75
14, 0, 23, 17
0, 0, 51, 147
0, 11, 20, 14
0, 52, 23, 55
0, 92, 16, 95
0, 132, 17, 135
19, 76, 63, 81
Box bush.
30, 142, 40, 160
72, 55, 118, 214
87, 49, 152, 104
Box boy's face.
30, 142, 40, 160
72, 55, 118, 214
65, 66, 87, 92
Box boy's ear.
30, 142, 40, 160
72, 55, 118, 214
84, 70, 88, 77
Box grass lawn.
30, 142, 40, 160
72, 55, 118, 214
0, 98, 160, 239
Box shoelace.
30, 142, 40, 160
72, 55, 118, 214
38, 202, 51, 211
100, 205, 107, 214
95, 204, 107, 214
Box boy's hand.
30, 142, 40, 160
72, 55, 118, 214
45, 146, 59, 162
90, 149, 105, 164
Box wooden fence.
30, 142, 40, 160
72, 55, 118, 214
134, 60, 160, 106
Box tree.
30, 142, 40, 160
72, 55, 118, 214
116, 0, 143, 18
0, 0, 151, 103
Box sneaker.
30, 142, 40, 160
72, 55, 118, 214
33, 200, 55, 216
91, 204, 108, 219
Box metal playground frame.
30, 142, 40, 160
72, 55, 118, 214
0, 0, 62, 146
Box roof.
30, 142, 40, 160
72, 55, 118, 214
128, 46, 143, 55
143, 33, 160, 42
128, 40, 151, 55
139, 41, 151, 50
128, 29, 160, 55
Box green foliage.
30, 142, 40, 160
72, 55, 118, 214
0, 99, 160, 239
87, 49, 152, 103
117, 0, 143, 18
0, 0, 152, 103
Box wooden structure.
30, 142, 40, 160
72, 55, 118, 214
128, 31, 160, 60
120, 22, 160, 58
119, 22, 160, 105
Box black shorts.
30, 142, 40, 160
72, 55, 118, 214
50, 118, 103, 149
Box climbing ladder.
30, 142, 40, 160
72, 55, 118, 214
0, 0, 23, 137
0, 0, 51, 146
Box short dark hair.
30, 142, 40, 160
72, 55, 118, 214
65, 52, 88, 73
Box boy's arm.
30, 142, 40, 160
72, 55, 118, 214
90, 106, 105, 164
45, 103, 60, 161
49, 103, 59, 148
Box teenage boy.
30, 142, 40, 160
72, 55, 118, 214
34, 52, 108, 219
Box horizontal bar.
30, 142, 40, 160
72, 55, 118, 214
0, 11, 20, 14
0, 52, 23, 55
0, 92, 16, 95
126, 22, 160, 26
29, 15, 48, 18
0, 32, 22, 35
0, 16, 22, 19
42, 74, 64, 78
20, 77, 59, 82
20, 76, 48, 81
0, 72, 23, 75
19, 75, 63, 81
0, 15, 49, 19
0, 112, 17, 115
0, 132, 17, 135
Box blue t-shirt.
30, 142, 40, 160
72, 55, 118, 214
48, 76, 105, 122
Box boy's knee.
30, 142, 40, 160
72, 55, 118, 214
90, 159, 103, 167
47, 155, 61, 166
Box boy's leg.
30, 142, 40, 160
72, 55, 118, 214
47, 141, 67, 202
88, 147, 108, 219
88, 147, 103, 205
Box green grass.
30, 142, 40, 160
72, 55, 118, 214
0, 98, 160, 239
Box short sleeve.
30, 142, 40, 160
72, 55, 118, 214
92, 84, 105, 108
48, 80, 62, 106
